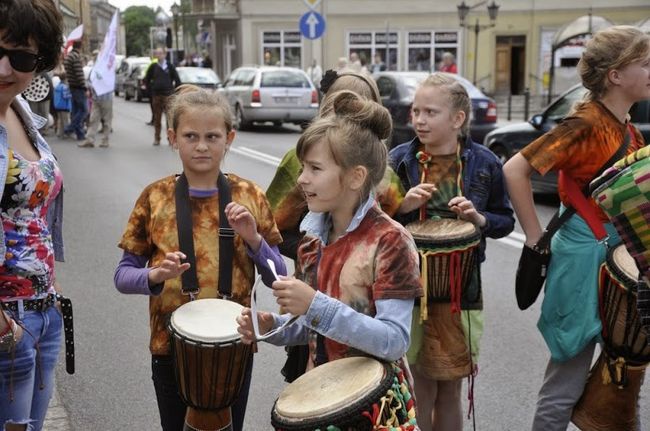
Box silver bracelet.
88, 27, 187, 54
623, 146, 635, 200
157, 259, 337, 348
0, 318, 18, 352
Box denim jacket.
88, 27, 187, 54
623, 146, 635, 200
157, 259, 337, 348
389, 135, 514, 262
0, 96, 65, 264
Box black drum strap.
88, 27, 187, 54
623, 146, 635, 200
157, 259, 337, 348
175, 172, 234, 297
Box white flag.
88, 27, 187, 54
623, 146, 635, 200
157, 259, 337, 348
66, 24, 84, 43
90, 12, 118, 96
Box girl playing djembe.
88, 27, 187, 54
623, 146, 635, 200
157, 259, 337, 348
237, 91, 423, 430
113, 86, 286, 431
389, 73, 514, 430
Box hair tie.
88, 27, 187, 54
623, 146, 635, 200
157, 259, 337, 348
416, 151, 433, 165
320, 69, 338, 95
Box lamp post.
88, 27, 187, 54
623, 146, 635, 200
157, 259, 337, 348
170, 3, 180, 64
457, 1, 499, 85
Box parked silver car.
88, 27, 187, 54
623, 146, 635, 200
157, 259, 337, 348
220, 66, 319, 129
115, 56, 151, 96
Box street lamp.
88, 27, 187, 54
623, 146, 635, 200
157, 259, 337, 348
457, 1, 500, 85
170, 3, 180, 64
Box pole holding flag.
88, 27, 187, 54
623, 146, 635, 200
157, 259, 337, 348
90, 12, 119, 96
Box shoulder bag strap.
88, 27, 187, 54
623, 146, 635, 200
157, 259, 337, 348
536, 129, 631, 250
174, 172, 235, 297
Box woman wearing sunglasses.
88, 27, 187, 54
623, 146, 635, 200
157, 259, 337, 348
0, 1, 66, 430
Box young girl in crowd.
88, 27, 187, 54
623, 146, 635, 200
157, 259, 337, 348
0, 1, 66, 430
266, 70, 404, 260
237, 91, 423, 428
503, 26, 648, 430
389, 73, 514, 430
113, 86, 286, 431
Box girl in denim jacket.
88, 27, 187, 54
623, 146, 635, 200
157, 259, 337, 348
389, 73, 514, 431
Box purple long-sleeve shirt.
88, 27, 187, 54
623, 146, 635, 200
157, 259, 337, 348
114, 237, 286, 295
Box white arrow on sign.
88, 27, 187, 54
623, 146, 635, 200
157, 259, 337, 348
306, 12, 320, 39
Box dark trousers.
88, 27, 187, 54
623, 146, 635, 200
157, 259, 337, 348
151, 94, 169, 143
64, 87, 87, 139
151, 355, 253, 431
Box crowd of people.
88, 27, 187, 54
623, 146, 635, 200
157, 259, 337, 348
1, 0, 649, 430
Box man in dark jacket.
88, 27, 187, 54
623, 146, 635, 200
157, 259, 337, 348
144, 47, 180, 145
63, 40, 87, 140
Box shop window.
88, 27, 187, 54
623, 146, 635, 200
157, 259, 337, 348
407, 31, 460, 73
348, 31, 399, 71
262, 31, 302, 68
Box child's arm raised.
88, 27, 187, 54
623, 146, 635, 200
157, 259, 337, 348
225, 201, 287, 286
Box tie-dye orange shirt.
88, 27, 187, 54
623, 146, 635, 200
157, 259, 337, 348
118, 173, 282, 355
296, 205, 423, 362
521, 101, 644, 221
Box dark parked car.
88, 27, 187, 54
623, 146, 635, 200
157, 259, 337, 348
123, 65, 149, 102
373, 71, 498, 148
483, 84, 650, 193
176, 67, 222, 90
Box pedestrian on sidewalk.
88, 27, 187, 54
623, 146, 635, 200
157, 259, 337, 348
53, 72, 71, 138
79, 67, 113, 148
0, 2, 68, 431
144, 47, 180, 146
63, 40, 87, 140
114, 87, 285, 431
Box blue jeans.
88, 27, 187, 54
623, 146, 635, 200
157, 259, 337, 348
64, 87, 87, 139
0, 305, 63, 431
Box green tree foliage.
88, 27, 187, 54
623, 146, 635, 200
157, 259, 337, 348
123, 6, 155, 57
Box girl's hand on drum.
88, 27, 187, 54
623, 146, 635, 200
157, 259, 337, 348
225, 202, 262, 253
398, 183, 437, 214
236, 308, 274, 344
272, 278, 316, 316
449, 196, 486, 228
148, 251, 191, 285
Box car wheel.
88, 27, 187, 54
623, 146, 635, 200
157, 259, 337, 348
114, 89, 119, 96
273, 121, 282, 128
136, 89, 142, 102
124, 89, 131, 101
490, 144, 510, 164
235, 105, 251, 130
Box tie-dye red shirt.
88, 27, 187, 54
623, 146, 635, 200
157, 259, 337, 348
296, 205, 423, 362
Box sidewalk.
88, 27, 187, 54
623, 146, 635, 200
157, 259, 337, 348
43, 387, 72, 431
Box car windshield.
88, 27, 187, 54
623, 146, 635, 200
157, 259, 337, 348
546, 86, 588, 122
261, 71, 310, 88
177, 68, 220, 84
402, 75, 428, 98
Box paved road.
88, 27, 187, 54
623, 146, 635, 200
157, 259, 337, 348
42, 97, 648, 430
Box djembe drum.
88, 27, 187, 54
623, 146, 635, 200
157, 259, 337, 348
405, 218, 480, 310
169, 299, 252, 431
572, 245, 650, 431
271, 356, 417, 431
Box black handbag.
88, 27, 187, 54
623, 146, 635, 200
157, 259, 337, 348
515, 132, 631, 311
515, 209, 573, 310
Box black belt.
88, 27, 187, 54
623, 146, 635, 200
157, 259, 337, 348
1, 294, 74, 374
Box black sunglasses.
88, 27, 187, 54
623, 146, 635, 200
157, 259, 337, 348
0, 46, 42, 73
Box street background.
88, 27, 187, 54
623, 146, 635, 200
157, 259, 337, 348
44, 97, 649, 430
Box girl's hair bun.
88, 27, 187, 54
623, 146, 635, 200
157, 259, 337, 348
329, 90, 392, 141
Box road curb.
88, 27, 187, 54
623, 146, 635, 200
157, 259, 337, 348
44, 386, 72, 431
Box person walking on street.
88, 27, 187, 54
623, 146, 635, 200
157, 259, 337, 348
63, 40, 87, 140
79, 86, 112, 148
53, 72, 71, 138
144, 47, 180, 146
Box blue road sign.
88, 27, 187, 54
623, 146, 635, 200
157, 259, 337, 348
299, 11, 326, 40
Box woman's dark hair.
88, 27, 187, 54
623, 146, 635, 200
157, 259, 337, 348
0, 0, 64, 72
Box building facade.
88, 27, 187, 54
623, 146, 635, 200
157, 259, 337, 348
187, 0, 648, 96
89, 0, 118, 52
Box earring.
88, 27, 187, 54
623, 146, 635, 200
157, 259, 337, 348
22, 74, 52, 103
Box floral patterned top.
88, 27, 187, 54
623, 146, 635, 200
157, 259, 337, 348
0, 149, 63, 300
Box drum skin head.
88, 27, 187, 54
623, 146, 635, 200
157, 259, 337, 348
406, 219, 478, 243
275, 357, 384, 420
170, 298, 242, 343
613, 245, 639, 282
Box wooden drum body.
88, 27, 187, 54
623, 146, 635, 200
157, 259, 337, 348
572, 245, 649, 431
271, 357, 417, 431
406, 219, 480, 305
169, 299, 252, 431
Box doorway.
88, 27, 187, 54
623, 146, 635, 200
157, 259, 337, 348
495, 35, 526, 94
